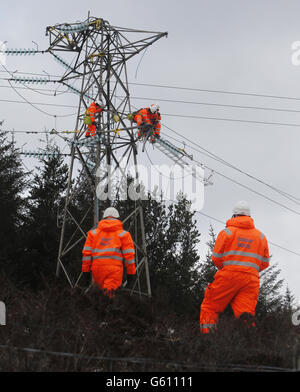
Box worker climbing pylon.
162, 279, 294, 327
129, 104, 161, 143
81, 207, 137, 298
84, 101, 104, 137
200, 201, 270, 333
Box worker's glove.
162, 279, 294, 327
82, 271, 91, 285
84, 116, 92, 125
127, 274, 136, 289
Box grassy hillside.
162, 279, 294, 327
0, 276, 299, 372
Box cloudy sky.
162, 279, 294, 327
1, 0, 300, 303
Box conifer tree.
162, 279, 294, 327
256, 262, 285, 317
282, 286, 295, 312
197, 225, 218, 291
17, 146, 69, 288
142, 192, 201, 312
0, 127, 27, 278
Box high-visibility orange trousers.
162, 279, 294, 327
85, 124, 96, 137
91, 264, 123, 298
200, 269, 259, 333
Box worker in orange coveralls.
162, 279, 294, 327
81, 207, 136, 298
85, 101, 103, 137
200, 201, 270, 333
132, 103, 161, 142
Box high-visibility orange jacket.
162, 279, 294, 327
85, 102, 103, 137
211, 216, 270, 277
133, 108, 161, 137
200, 216, 270, 333
82, 218, 136, 293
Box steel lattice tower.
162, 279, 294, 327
46, 16, 167, 296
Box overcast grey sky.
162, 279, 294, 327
1, 0, 300, 303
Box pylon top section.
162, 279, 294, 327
46, 16, 167, 79
45, 16, 167, 146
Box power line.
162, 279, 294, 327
129, 81, 300, 102
161, 127, 300, 205
119, 95, 300, 115
162, 112, 300, 128
160, 120, 300, 203
2, 69, 300, 102
3, 92, 300, 127
5, 84, 300, 115
4, 87, 297, 211
0, 97, 77, 109
3, 78, 300, 127
11, 121, 300, 219
117, 98, 300, 217
142, 134, 300, 256
3, 121, 299, 257
3, 75, 300, 214
197, 155, 300, 217
0, 83, 70, 96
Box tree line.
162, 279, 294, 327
0, 127, 296, 318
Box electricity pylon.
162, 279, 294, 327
46, 16, 167, 296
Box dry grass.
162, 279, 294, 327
0, 275, 299, 371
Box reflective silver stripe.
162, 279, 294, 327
91, 229, 97, 235
260, 232, 265, 240
82, 256, 91, 261
200, 324, 215, 329
93, 248, 122, 254
122, 249, 135, 254
261, 259, 270, 264
223, 260, 260, 271
231, 250, 269, 262
213, 250, 269, 263
125, 259, 135, 265
212, 251, 224, 259
93, 255, 123, 261
119, 231, 127, 237
224, 228, 232, 235
83, 246, 93, 251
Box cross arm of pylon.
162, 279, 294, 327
60, 81, 94, 100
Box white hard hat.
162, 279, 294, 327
103, 207, 120, 219
232, 200, 251, 216
150, 103, 159, 113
